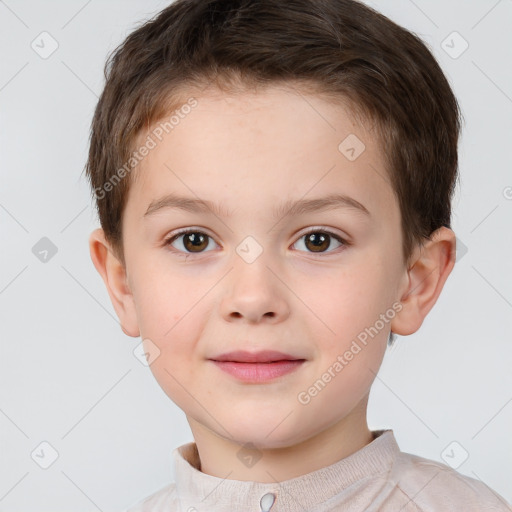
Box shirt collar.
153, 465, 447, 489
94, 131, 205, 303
172, 429, 399, 512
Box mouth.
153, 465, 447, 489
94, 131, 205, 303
208, 350, 306, 382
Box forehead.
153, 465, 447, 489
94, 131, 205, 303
126, 85, 397, 226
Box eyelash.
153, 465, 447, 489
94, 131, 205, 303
163, 227, 349, 257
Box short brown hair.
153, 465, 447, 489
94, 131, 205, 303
84, 0, 462, 311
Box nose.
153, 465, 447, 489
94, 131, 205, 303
220, 252, 290, 324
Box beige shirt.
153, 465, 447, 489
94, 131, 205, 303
125, 429, 512, 511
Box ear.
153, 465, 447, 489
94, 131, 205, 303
391, 226, 456, 336
88, 228, 140, 337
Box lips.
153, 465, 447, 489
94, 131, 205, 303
208, 350, 306, 382
209, 350, 303, 363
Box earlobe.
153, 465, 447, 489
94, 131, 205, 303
88, 228, 140, 338
391, 226, 456, 336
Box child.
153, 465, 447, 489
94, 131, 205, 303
85, 0, 512, 510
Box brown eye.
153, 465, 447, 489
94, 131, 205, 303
293, 229, 345, 254
305, 232, 330, 252
182, 232, 209, 252
166, 230, 216, 254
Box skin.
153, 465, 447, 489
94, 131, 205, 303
89, 84, 456, 483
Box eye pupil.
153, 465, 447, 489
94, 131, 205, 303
184, 232, 208, 252
305, 232, 330, 252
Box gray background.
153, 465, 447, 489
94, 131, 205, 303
1, 0, 511, 510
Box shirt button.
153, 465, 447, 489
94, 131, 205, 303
260, 492, 276, 511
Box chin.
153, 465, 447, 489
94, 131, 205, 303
222, 416, 311, 450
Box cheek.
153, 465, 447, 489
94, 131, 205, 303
147, 360, 199, 414
134, 264, 204, 339
293, 261, 391, 337
140, 300, 205, 411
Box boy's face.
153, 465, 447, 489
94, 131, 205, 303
105, 85, 412, 449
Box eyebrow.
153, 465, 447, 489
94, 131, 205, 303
144, 192, 371, 220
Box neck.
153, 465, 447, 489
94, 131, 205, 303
187, 398, 373, 483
